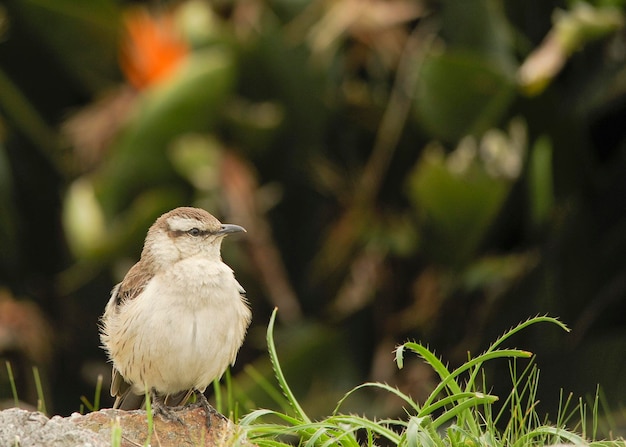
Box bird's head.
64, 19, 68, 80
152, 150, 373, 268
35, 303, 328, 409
142, 207, 246, 270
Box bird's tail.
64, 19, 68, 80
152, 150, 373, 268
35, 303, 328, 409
113, 388, 194, 410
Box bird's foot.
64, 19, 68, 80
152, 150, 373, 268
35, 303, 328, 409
150, 393, 184, 425
188, 390, 226, 430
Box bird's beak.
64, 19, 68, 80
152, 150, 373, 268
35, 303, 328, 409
217, 224, 247, 235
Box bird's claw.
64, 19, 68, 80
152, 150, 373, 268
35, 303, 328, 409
152, 399, 184, 425
190, 390, 227, 430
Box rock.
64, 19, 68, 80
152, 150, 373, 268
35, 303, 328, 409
0, 406, 252, 447
0, 408, 106, 447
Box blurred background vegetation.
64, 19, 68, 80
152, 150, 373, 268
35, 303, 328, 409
1, 0, 626, 430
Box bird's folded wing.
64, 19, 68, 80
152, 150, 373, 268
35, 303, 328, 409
111, 368, 143, 410
113, 262, 154, 307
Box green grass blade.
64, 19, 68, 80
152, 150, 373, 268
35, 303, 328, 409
111, 416, 123, 447
330, 415, 403, 445
79, 395, 95, 412
241, 408, 308, 430
513, 425, 587, 447
396, 342, 452, 385
225, 367, 235, 418
404, 416, 447, 447
466, 316, 568, 389
396, 343, 529, 435
143, 387, 153, 447
413, 347, 530, 412
32, 366, 46, 415
487, 316, 569, 353
304, 426, 334, 447
80, 374, 104, 413
213, 374, 223, 414
334, 381, 420, 415
5, 361, 19, 408
420, 391, 494, 417
266, 308, 310, 423
431, 393, 498, 429
244, 364, 293, 412
93, 373, 102, 411
239, 408, 271, 425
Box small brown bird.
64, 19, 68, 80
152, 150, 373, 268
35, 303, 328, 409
99, 207, 251, 419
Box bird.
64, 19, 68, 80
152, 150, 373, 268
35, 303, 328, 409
99, 207, 251, 423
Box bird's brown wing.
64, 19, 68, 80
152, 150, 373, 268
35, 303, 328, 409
111, 368, 144, 410
107, 262, 155, 409
112, 262, 154, 307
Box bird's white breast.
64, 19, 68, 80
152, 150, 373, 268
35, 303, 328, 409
106, 257, 251, 395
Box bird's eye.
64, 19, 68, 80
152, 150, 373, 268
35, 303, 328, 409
187, 228, 201, 237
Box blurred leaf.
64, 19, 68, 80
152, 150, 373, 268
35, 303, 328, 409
97, 187, 186, 259
223, 98, 284, 155
168, 133, 223, 192
413, 50, 516, 141
95, 48, 236, 215
62, 178, 107, 259
237, 29, 327, 150
518, 2, 624, 95
175, 0, 226, 50
312, 206, 371, 281
406, 145, 511, 266
440, 0, 516, 71
555, 2, 624, 52
62, 182, 184, 263
461, 252, 538, 293
366, 212, 420, 258
7, 0, 121, 91
527, 136, 554, 230
479, 118, 527, 180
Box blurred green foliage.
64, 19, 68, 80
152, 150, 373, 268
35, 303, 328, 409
1, 0, 626, 431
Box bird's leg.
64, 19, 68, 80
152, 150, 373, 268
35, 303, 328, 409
189, 389, 226, 430
149, 389, 184, 425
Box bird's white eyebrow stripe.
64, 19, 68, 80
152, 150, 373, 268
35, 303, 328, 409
167, 216, 204, 232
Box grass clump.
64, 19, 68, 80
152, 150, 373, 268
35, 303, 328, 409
239, 310, 625, 447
